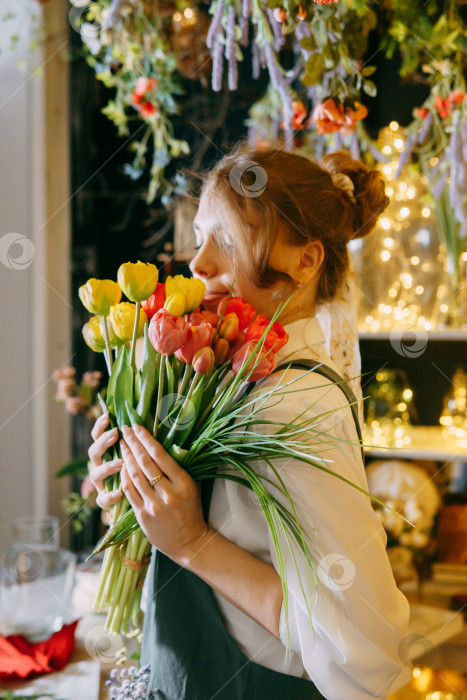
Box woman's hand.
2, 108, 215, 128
88, 412, 123, 510
119, 424, 210, 563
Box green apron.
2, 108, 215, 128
140, 360, 363, 699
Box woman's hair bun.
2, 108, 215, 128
320, 150, 390, 239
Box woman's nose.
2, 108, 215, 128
189, 245, 218, 280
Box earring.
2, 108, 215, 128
296, 279, 304, 289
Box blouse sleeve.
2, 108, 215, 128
250, 368, 411, 700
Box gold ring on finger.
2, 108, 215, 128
149, 474, 162, 488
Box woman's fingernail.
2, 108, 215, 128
121, 425, 131, 436
110, 489, 122, 498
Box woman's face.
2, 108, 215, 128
189, 192, 319, 323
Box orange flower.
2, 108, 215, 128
310, 98, 367, 135
297, 5, 307, 20
448, 89, 465, 106
282, 100, 308, 131
417, 106, 429, 120
434, 94, 452, 119
217, 297, 256, 331
132, 77, 159, 119
245, 314, 289, 352
231, 341, 277, 381
341, 101, 368, 134
273, 7, 287, 22
310, 98, 346, 134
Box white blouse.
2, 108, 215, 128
207, 315, 411, 700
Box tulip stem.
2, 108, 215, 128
129, 302, 140, 369
102, 316, 113, 373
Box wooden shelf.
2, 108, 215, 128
359, 329, 467, 341
364, 426, 467, 461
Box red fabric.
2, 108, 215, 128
0, 620, 78, 679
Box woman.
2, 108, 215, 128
89, 145, 411, 699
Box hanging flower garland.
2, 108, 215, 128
70, 0, 191, 204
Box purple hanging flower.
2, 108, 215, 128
242, 0, 251, 18
225, 6, 238, 90
432, 169, 449, 199
206, 0, 225, 50
267, 9, 285, 51
395, 133, 416, 178
416, 111, 434, 145
462, 120, 467, 162
350, 132, 360, 160
211, 36, 224, 92
252, 41, 260, 79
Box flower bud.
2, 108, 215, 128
214, 338, 229, 364
219, 313, 239, 342
192, 347, 215, 374
79, 278, 122, 316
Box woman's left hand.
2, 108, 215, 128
119, 424, 210, 563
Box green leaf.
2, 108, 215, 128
361, 65, 377, 77
168, 444, 189, 463
299, 37, 316, 52
303, 53, 326, 86
55, 457, 89, 479
362, 79, 377, 97
107, 345, 125, 409
136, 325, 159, 421
114, 345, 134, 428
125, 401, 145, 428
313, 18, 328, 48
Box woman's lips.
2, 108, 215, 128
203, 291, 228, 301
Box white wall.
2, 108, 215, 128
0, 0, 72, 551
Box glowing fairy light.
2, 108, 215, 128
389, 287, 397, 298
184, 7, 194, 17
407, 186, 416, 199
381, 250, 391, 261
394, 138, 404, 150
410, 256, 419, 265
400, 207, 410, 217
415, 285, 424, 294
382, 146, 392, 155
173, 10, 182, 21
380, 218, 391, 230
389, 121, 399, 131
384, 237, 394, 247
421, 207, 431, 217
383, 165, 393, 177
385, 186, 394, 197
429, 156, 439, 166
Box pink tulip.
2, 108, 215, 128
149, 308, 188, 355
231, 340, 277, 381
175, 322, 215, 364
192, 347, 215, 374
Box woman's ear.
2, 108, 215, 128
297, 240, 324, 285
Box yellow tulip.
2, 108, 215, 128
78, 278, 122, 316
164, 292, 186, 317
164, 275, 206, 315
117, 260, 159, 303
82, 316, 121, 353
110, 302, 148, 342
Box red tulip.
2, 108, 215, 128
142, 282, 166, 320
217, 297, 256, 331
192, 347, 215, 374
175, 322, 216, 364
227, 330, 246, 360
231, 341, 277, 381
148, 308, 188, 355
185, 310, 219, 326
245, 314, 289, 352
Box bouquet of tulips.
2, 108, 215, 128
79, 261, 404, 639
